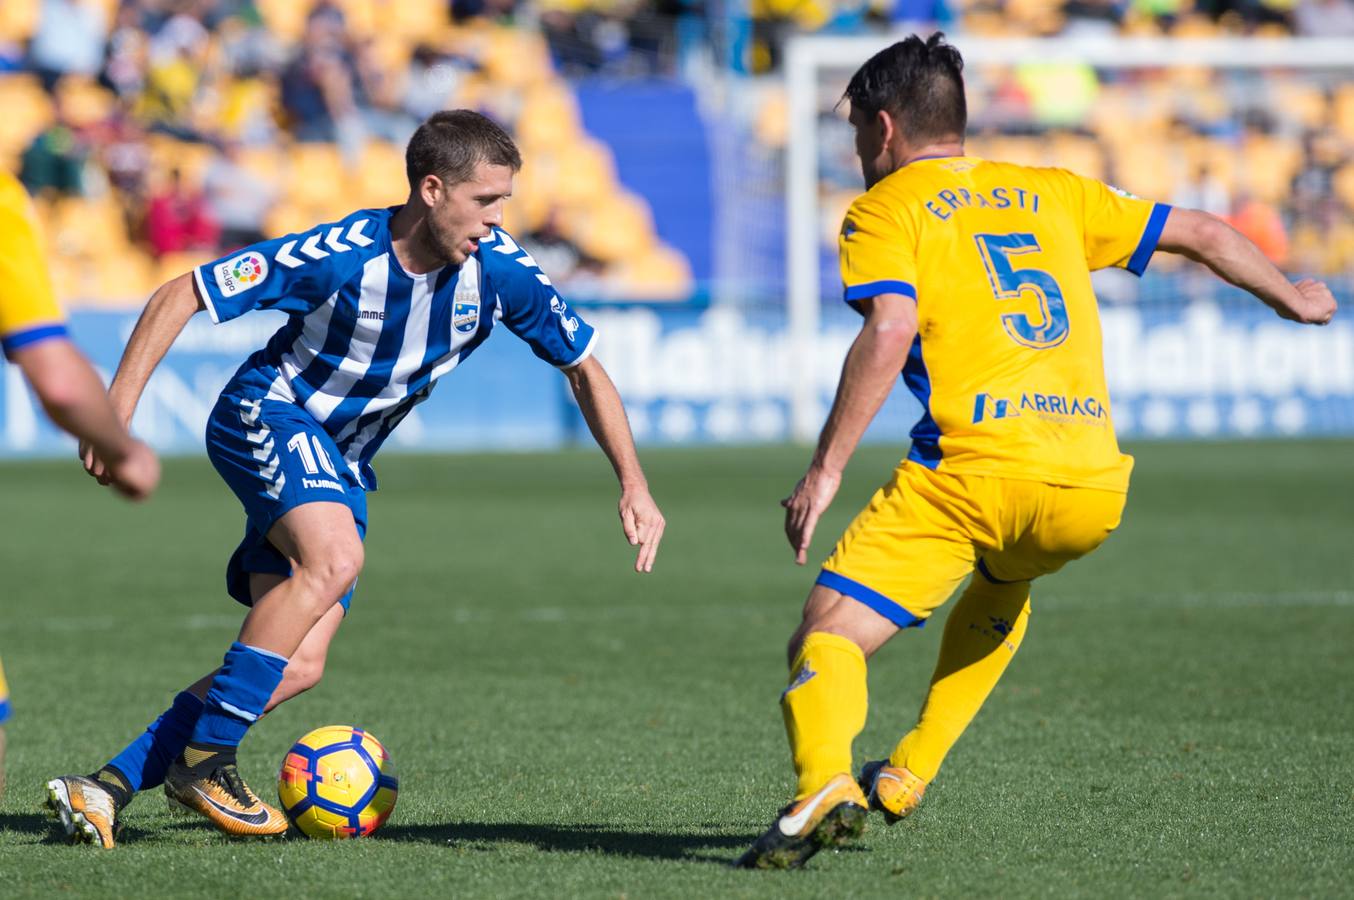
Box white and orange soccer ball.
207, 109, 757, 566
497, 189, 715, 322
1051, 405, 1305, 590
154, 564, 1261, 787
277, 725, 398, 839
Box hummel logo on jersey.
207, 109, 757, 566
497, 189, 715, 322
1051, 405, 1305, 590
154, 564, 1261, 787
358, 310, 385, 321
214, 252, 269, 296
274, 219, 374, 269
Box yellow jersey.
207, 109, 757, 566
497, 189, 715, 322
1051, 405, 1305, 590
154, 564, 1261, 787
839, 156, 1169, 493
0, 170, 67, 358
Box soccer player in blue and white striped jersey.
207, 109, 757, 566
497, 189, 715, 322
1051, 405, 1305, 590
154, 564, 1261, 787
45, 111, 666, 847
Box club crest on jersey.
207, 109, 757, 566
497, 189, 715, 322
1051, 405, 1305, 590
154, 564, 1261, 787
550, 296, 580, 342
214, 252, 268, 296
452, 296, 479, 334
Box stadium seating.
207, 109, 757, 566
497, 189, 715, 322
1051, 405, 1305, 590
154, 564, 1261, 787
6, 0, 1350, 308
7, 8, 693, 307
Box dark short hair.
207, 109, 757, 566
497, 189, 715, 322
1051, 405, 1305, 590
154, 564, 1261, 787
843, 33, 966, 144
405, 110, 522, 189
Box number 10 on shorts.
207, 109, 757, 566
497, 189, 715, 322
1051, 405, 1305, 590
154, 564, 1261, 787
287, 433, 340, 479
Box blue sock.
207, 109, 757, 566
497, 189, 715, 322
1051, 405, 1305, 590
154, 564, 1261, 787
102, 691, 205, 793
189, 642, 289, 749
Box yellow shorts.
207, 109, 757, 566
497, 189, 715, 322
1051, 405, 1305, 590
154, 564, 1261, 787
818, 462, 1126, 628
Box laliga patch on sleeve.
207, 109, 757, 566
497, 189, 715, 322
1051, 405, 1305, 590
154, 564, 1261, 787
1107, 184, 1141, 200
213, 252, 270, 296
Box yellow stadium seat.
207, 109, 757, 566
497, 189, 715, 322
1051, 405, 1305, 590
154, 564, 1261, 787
609, 245, 694, 301
284, 143, 349, 209
482, 29, 554, 88
1182, 137, 1239, 198
153, 252, 213, 292
1169, 14, 1222, 36
335, 0, 379, 33
983, 136, 1043, 169
1333, 164, 1354, 211
255, 0, 308, 42
48, 197, 133, 259
1239, 132, 1301, 205
755, 88, 789, 149
358, 140, 410, 207
264, 200, 318, 239
55, 76, 115, 129
1049, 132, 1105, 181
0, 74, 55, 160
1333, 85, 1354, 142
561, 194, 656, 263
144, 136, 217, 192
515, 84, 583, 150
386, 0, 450, 40
0, 0, 39, 42
1113, 144, 1175, 202
235, 145, 285, 192
540, 138, 617, 210
820, 189, 855, 249
1271, 79, 1328, 132
91, 252, 156, 306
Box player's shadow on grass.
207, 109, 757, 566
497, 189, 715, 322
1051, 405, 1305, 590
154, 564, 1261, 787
1, 811, 53, 838
381, 821, 754, 864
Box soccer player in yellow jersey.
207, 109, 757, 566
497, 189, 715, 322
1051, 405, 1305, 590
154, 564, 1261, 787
0, 169, 159, 807
737, 33, 1337, 869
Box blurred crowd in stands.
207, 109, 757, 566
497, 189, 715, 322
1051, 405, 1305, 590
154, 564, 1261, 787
3, 0, 693, 304
810, 56, 1354, 276
1, 0, 1351, 307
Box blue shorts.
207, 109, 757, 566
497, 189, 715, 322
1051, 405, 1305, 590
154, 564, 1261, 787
206, 393, 367, 610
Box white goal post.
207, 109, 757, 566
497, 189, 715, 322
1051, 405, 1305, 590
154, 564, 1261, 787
783, 35, 1354, 441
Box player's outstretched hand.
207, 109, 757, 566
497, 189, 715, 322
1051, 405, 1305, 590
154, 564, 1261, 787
106, 439, 161, 501
782, 465, 841, 566
80, 438, 161, 501
1289, 278, 1337, 325
619, 486, 665, 573
79, 439, 111, 485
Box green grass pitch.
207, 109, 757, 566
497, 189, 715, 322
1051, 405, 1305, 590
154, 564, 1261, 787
0, 442, 1350, 898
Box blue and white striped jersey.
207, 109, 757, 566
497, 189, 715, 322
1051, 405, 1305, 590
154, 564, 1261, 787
193, 207, 596, 488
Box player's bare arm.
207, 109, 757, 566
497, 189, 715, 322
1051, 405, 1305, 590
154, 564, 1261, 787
1157, 207, 1337, 325
783, 293, 917, 565
10, 338, 159, 500
564, 355, 666, 573
82, 272, 205, 483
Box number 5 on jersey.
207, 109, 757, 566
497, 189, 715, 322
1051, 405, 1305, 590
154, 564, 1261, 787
974, 233, 1069, 349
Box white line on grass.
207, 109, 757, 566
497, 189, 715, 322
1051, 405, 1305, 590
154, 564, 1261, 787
17, 590, 1353, 634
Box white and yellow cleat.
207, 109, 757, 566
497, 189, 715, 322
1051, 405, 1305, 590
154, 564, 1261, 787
163, 758, 288, 838
858, 760, 927, 824
45, 775, 120, 849
735, 773, 868, 869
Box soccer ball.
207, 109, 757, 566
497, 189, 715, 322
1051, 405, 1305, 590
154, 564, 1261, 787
277, 725, 398, 839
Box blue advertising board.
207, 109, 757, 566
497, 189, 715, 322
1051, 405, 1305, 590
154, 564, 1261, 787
2, 292, 1351, 459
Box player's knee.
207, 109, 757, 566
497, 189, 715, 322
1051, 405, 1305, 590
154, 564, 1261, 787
281, 654, 325, 697
300, 545, 364, 601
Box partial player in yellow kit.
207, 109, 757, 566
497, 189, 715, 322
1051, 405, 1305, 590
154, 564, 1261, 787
738, 33, 1337, 870
0, 170, 159, 809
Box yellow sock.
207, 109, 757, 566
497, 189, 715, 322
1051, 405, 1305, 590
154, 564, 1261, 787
781, 631, 868, 800
891, 576, 1031, 782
